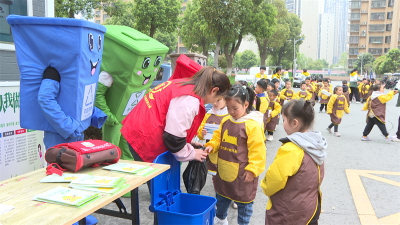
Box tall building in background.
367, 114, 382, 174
286, 0, 301, 16
348, 0, 400, 70
319, 13, 335, 64
298, 0, 320, 61
323, 0, 349, 65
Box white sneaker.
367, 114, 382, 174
231, 202, 238, 209
392, 138, 400, 142
326, 127, 332, 133
334, 132, 341, 137
267, 135, 274, 141
214, 217, 229, 225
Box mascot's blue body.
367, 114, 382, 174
7, 15, 107, 149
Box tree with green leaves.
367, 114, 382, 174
180, 0, 214, 57
133, 0, 181, 38
103, 1, 135, 27
199, 0, 243, 69
218, 55, 227, 69
380, 49, 400, 73
267, 13, 303, 67
296, 53, 313, 70
55, 0, 110, 18
354, 53, 375, 73
153, 31, 178, 55
252, 0, 283, 66
240, 50, 257, 72
338, 52, 348, 69
373, 55, 386, 75
233, 52, 242, 71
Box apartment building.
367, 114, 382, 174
348, 0, 400, 69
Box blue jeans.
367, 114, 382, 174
215, 193, 254, 225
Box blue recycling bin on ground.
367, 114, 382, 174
151, 152, 217, 225
7, 15, 106, 133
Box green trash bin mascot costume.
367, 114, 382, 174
95, 25, 169, 160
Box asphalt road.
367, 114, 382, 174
94, 81, 400, 225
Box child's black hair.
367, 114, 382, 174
323, 78, 329, 83
362, 78, 366, 81
285, 80, 292, 85
305, 77, 311, 81
373, 83, 382, 91
265, 79, 271, 83
226, 84, 255, 114
275, 67, 282, 73
282, 100, 314, 132
303, 69, 308, 72
269, 89, 278, 97
333, 85, 343, 94
260, 66, 266, 70
342, 80, 348, 85
318, 78, 322, 82
236, 80, 249, 87
267, 82, 276, 90
301, 81, 307, 86
257, 79, 268, 91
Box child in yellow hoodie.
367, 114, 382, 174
361, 83, 399, 141
198, 97, 229, 176
261, 100, 327, 225
205, 85, 266, 225
327, 86, 350, 137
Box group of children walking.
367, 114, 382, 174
192, 67, 398, 225
196, 74, 327, 225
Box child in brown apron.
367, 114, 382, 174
297, 82, 312, 100
318, 78, 332, 113
361, 83, 399, 141
266, 89, 282, 141
342, 80, 351, 107
280, 80, 297, 106
327, 86, 350, 137
255, 80, 270, 133
305, 77, 316, 102
205, 85, 266, 225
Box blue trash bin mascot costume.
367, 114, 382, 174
7, 15, 107, 151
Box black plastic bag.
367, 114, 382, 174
183, 159, 208, 194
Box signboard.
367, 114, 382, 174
0, 82, 45, 181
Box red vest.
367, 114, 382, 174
121, 79, 206, 162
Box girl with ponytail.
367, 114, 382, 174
262, 99, 327, 225
205, 84, 266, 225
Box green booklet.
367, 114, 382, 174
32, 186, 99, 207
39, 174, 87, 183
103, 163, 158, 176
70, 179, 129, 194
69, 175, 123, 188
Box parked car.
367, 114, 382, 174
293, 73, 302, 88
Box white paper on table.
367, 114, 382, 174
203, 123, 220, 140
0, 204, 14, 215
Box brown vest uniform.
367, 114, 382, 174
279, 89, 294, 105
215, 119, 259, 203
361, 84, 368, 99
266, 101, 279, 132
265, 140, 324, 225
368, 97, 387, 124
330, 95, 346, 124
319, 87, 331, 104
306, 84, 315, 100
205, 114, 228, 173
298, 90, 309, 100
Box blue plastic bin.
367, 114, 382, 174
7, 15, 106, 133
150, 152, 217, 225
